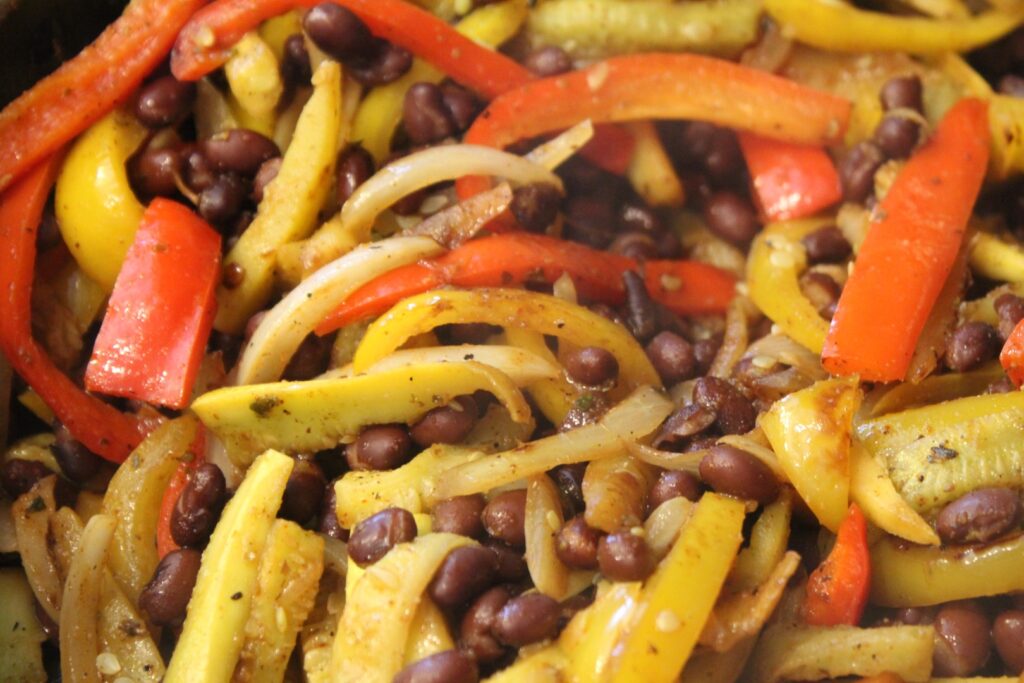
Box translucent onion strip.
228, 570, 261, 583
406, 182, 512, 248
59, 514, 116, 683
11, 478, 61, 622
525, 119, 595, 169
525, 475, 594, 600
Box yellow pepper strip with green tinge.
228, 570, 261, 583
224, 32, 283, 138
849, 440, 940, 546
969, 231, 1024, 283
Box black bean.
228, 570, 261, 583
999, 74, 1024, 98
549, 464, 586, 516
281, 34, 312, 87
282, 332, 333, 381
597, 531, 654, 581
492, 593, 562, 647
428, 546, 499, 607
51, 422, 101, 483
703, 128, 743, 185
440, 82, 479, 132
703, 191, 759, 247
677, 121, 718, 167
485, 540, 528, 582
563, 347, 619, 387
183, 145, 217, 193
349, 42, 413, 87
348, 507, 417, 566
622, 269, 659, 342
555, 516, 601, 570
346, 424, 414, 471
251, 156, 282, 204
403, 82, 456, 145
202, 129, 280, 176
993, 609, 1024, 674
801, 225, 851, 265
336, 143, 375, 206
618, 200, 663, 234
653, 229, 683, 259
609, 231, 658, 261
874, 115, 919, 159
280, 457, 327, 524
648, 470, 702, 510
699, 444, 779, 504
935, 487, 1021, 545
563, 194, 617, 248
880, 75, 923, 113
694, 335, 722, 376
645, 331, 696, 386
653, 403, 717, 449
482, 490, 527, 548
432, 495, 486, 538
933, 602, 992, 677
840, 141, 885, 203
198, 173, 248, 225
800, 271, 841, 318
128, 146, 183, 200
393, 650, 479, 683
523, 46, 572, 77
138, 548, 202, 627
0, 459, 55, 499
319, 482, 348, 540
995, 293, 1024, 340
302, 3, 375, 61
509, 183, 561, 233
170, 463, 227, 547
135, 76, 195, 129
693, 376, 756, 435
895, 607, 933, 625
945, 322, 1001, 372
411, 396, 478, 447
36, 210, 61, 251
459, 586, 510, 663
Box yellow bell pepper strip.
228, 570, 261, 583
764, 0, 1024, 54
760, 377, 861, 532
559, 582, 641, 682
503, 328, 576, 425
822, 99, 990, 382
803, 504, 870, 627
331, 533, 473, 683
1002, 319, 1024, 386
971, 231, 1024, 284
858, 390, 1024, 514
349, 287, 662, 393
737, 133, 843, 222
0, 0, 205, 194
729, 489, 792, 592
870, 530, 1024, 607
223, 32, 284, 138
483, 647, 567, 683
626, 121, 685, 207
165, 449, 294, 683
403, 598, 454, 665
608, 492, 745, 683
84, 200, 222, 410
865, 361, 1005, 418
216, 59, 341, 334
193, 361, 532, 465
53, 109, 147, 291
0, 157, 147, 463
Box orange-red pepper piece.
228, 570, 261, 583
804, 503, 871, 627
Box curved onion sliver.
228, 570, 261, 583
59, 513, 115, 683
405, 183, 512, 248
12, 478, 61, 622
525, 119, 595, 169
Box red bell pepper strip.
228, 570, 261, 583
456, 53, 852, 202
1000, 318, 1024, 386
821, 98, 990, 382
156, 428, 207, 560
804, 503, 871, 627
0, 157, 147, 462
581, 123, 636, 176
316, 233, 735, 334
736, 132, 843, 221
0, 0, 206, 194
85, 199, 222, 410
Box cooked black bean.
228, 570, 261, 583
281, 34, 312, 87
564, 346, 619, 387
485, 540, 528, 582
336, 143, 375, 205
482, 489, 527, 548
895, 607, 933, 625
677, 120, 718, 167
935, 487, 1021, 545
549, 463, 586, 515
51, 422, 101, 483
699, 444, 779, 504
555, 516, 601, 570
493, 593, 562, 647
523, 45, 572, 77
996, 293, 1024, 340
563, 195, 616, 249
999, 74, 1024, 98
411, 396, 478, 447
280, 457, 326, 524
183, 145, 217, 192
302, 3, 375, 61
346, 424, 414, 471
202, 129, 280, 176
618, 200, 662, 234
597, 531, 654, 581
801, 225, 851, 265
609, 231, 658, 261
349, 42, 413, 86
439, 323, 501, 345
933, 602, 992, 677
135, 76, 195, 129
993, 609, 1024, 674
800, 271, 841, 318
645, 331, 696, 386
622, 269, 659, 341
251, 156, 282, 204
703, 128, 743, 185
880, 75, 923, 112
648, 470, 702, 510
393, 650, 479, 683
440, 82, 479, 132
138, 548, 202, 627
428, 546, 499, 607
840, 141, 885, 203
459, 586, 511, 663
348, 507, 417, 566
945, 322, 1001, 372
432, 494, 486, 538
170, 463, 227, 547
703, 191, 759, 247
403, 82, 456, 145
693, 376, 756, 435
874, 115, 919, 159
653, 229, 683, 259
319, 482, 348, 541
0, 459, 55, 499
510, 182, 561, 233
694, 334, 722, 376
653, 403, 717, 449
128, 146, 183, 200
198, 173, 248, 225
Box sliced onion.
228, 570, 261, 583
709, 296, 752, 379
12, 478, 61, 622
406, 183, 512, 248
526, 475, 591, 600
644, 496, 695, 559
236, 236, 443, 385
526, 119, 595, 169
628, 442, 703, 472
60, 514, 115, 683
744, 334, 827, 381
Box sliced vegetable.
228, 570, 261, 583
503, 328, 576, 425
403, 598, 454, 665
849, 441, 939, 546
526, 475, 587, 600
582, 455, 653, 533
559, 582, 641, 683
729, 489, 792, 592
625, 121, 685, 207
10, 479, 61, 622
0, 569, 46, 683
59, 514, 115, 683
970, 232, 1024, 284
803, 504, 870, 627
1000, 317, 1024, 386
223, 32, 283, 137
822, 98, 990, 382
348, 344, 561, 386
737, 133, 842, 222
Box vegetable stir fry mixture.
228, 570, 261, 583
8, 0, 1024, 681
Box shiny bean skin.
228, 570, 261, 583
880, 75, 923, 112
459, 586, 511, 663
279, 457, 327, 524
403, 82, 455, 145
840, 141, 885, 203
346, 424, 414, 471
801, 225, 852, 265
349, 42, 413, 87
411, 396, 478, 447
336, 143, 375, 205
699, 444, 780, 504
347, 507, 417, 566
597, 531, 654, 581
555, 516, 601, 570
392, 650, 479, 683
282, 332, 333, 381
0, 459, 55, 499
645, 331, 696, 386
485, 540, 528, 582
440, 82, 479, 132
523, 45, 572, 76
302, 3, 375, 61
492, 593, 562, 647
945, 322, 1001, 372
648, 470, 702, 510
135, 76, 195, 129
319, 482, 348, 541
622, 269, 659, 342
128, 146, 183, 200
995, 293, 1024, 340
51, 422, 101, 483
933, 602, 992, 677
281, 34, 312, 86
183, 145, 217, 193
170, 463, 227, 548
549, 464, 586, 516
510, 182, 561, 233
653, 403, 716, 449
198, 173, 248, 225
432, 494, 487, 538
482, 490, 528, 548
693, 376, 756, 435
993, 609, 1024, 674
703, 191, 759, 247
428, 546, 499, 607
138, 548, 202, 627
202, 129, 280, 176
564, 346, 619, 387
250, 156, 282, 204
934, 487, 1022, 545
874, 115, 920, 159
